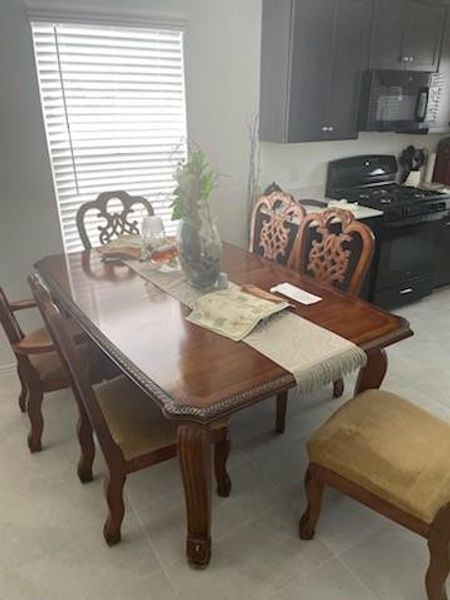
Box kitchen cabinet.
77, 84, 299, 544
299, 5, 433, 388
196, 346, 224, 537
259, 0, 371, 143
429, 8, 450, 133
369, 0, 445, 71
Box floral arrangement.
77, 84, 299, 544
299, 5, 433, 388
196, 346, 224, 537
171, 150, 216, 224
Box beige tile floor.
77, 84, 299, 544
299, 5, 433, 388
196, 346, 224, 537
0, 287, 449, 600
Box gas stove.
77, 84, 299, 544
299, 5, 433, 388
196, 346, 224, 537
332, 183, 449, 222
326, 155, 450, 223
325, 154, 450, 309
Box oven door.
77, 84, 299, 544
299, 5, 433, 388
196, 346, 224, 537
375, 219, 439, 293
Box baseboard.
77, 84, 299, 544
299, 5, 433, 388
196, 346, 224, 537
0, 363, 15, 376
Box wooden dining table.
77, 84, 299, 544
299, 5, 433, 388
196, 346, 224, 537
35, 242, 412, 568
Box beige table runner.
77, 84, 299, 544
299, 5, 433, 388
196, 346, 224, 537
123, 260, 367, 392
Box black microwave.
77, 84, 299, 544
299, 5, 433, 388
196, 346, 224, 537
358, 70, 442, 133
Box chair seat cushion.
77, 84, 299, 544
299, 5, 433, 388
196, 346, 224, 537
94, 376, 229, 461
307, 390, 450, 524
27, 328, 67, 386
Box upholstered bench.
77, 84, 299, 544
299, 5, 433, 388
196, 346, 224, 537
299, 390, 450, 600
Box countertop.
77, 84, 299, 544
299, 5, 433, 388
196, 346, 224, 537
286, 185, 384, 220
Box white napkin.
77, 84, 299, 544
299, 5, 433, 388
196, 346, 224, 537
270, 282, 322, 305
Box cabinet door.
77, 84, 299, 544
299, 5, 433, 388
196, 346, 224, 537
402, 1, 445, 71
259, 0, 295, 142
429, 9, 450, 133
287, 0, 335, 142
327, 0, 371, 140
369, 0, 406, 69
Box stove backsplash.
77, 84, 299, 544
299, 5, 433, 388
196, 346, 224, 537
259, 132, 446, 198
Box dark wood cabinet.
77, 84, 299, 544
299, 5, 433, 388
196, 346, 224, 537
369, 0, 445, 71
259, 0, 371, 143
430, 8, 450, 133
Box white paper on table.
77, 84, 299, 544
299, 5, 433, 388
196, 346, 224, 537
270, 283, 322, 305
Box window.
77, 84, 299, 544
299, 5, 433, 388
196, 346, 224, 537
31, 19, 187, 252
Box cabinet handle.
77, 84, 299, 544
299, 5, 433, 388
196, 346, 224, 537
399, 287, 414, 295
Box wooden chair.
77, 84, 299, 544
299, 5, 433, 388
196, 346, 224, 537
290, 208, 375, 295
272, 209, 375, 434
29, 274, 232, 546
299, 389, 450, 600
0, 286, 114, 453
0, 286, 71, 452
76, 190, 154, 250
249, 191, 307, 434
249, 191, 307, 266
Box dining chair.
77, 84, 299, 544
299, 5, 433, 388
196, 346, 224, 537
76, 190, 154, 250
29, 274, 232, 546
290, 208, 375, 296
299, 389, 450, 600
249, 191, 307, 266
249, 191, 307, 433
0, 286, 115, 453
272, 208, 375, 433
0, 285, 72, 452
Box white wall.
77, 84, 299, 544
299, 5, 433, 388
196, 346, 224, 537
260, 132, 445, 194
0, 0, 262, 367
0, 0, 447, 368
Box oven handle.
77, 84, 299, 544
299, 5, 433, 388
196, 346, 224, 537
415, 87, 429, 122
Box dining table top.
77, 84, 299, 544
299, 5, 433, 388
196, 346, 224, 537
35, 242, 412, 423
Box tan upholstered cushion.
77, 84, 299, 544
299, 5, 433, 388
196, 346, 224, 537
95, 376, 177, 460
27, 328, 66, 384
29, 351, 66, 384
27, 324, 84, 386
307, 390, 450, 524
25, 326, 52, 347
94, 376, 229, 461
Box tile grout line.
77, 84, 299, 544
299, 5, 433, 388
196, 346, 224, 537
126, 486, 183, 600
334, 555, 380, 600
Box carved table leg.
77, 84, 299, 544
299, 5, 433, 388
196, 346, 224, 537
355, 348, 388, 395
178, 424, 212, 569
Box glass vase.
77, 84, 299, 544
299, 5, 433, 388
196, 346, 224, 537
177, 209, 222, 290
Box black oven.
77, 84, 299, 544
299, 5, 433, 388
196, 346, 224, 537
372, 217, 441, 307
358, 70, 442, 133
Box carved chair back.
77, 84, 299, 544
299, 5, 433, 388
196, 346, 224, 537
0, 287, 24, 346
290, 208, 375, 296
76, 190, 154, 250
249, 192, 307, 266
28, 274, 120, 461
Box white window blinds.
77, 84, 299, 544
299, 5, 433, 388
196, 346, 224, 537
31, 20, 187, 252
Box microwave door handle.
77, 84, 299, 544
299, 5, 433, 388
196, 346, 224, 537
415, 87, 429, 122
